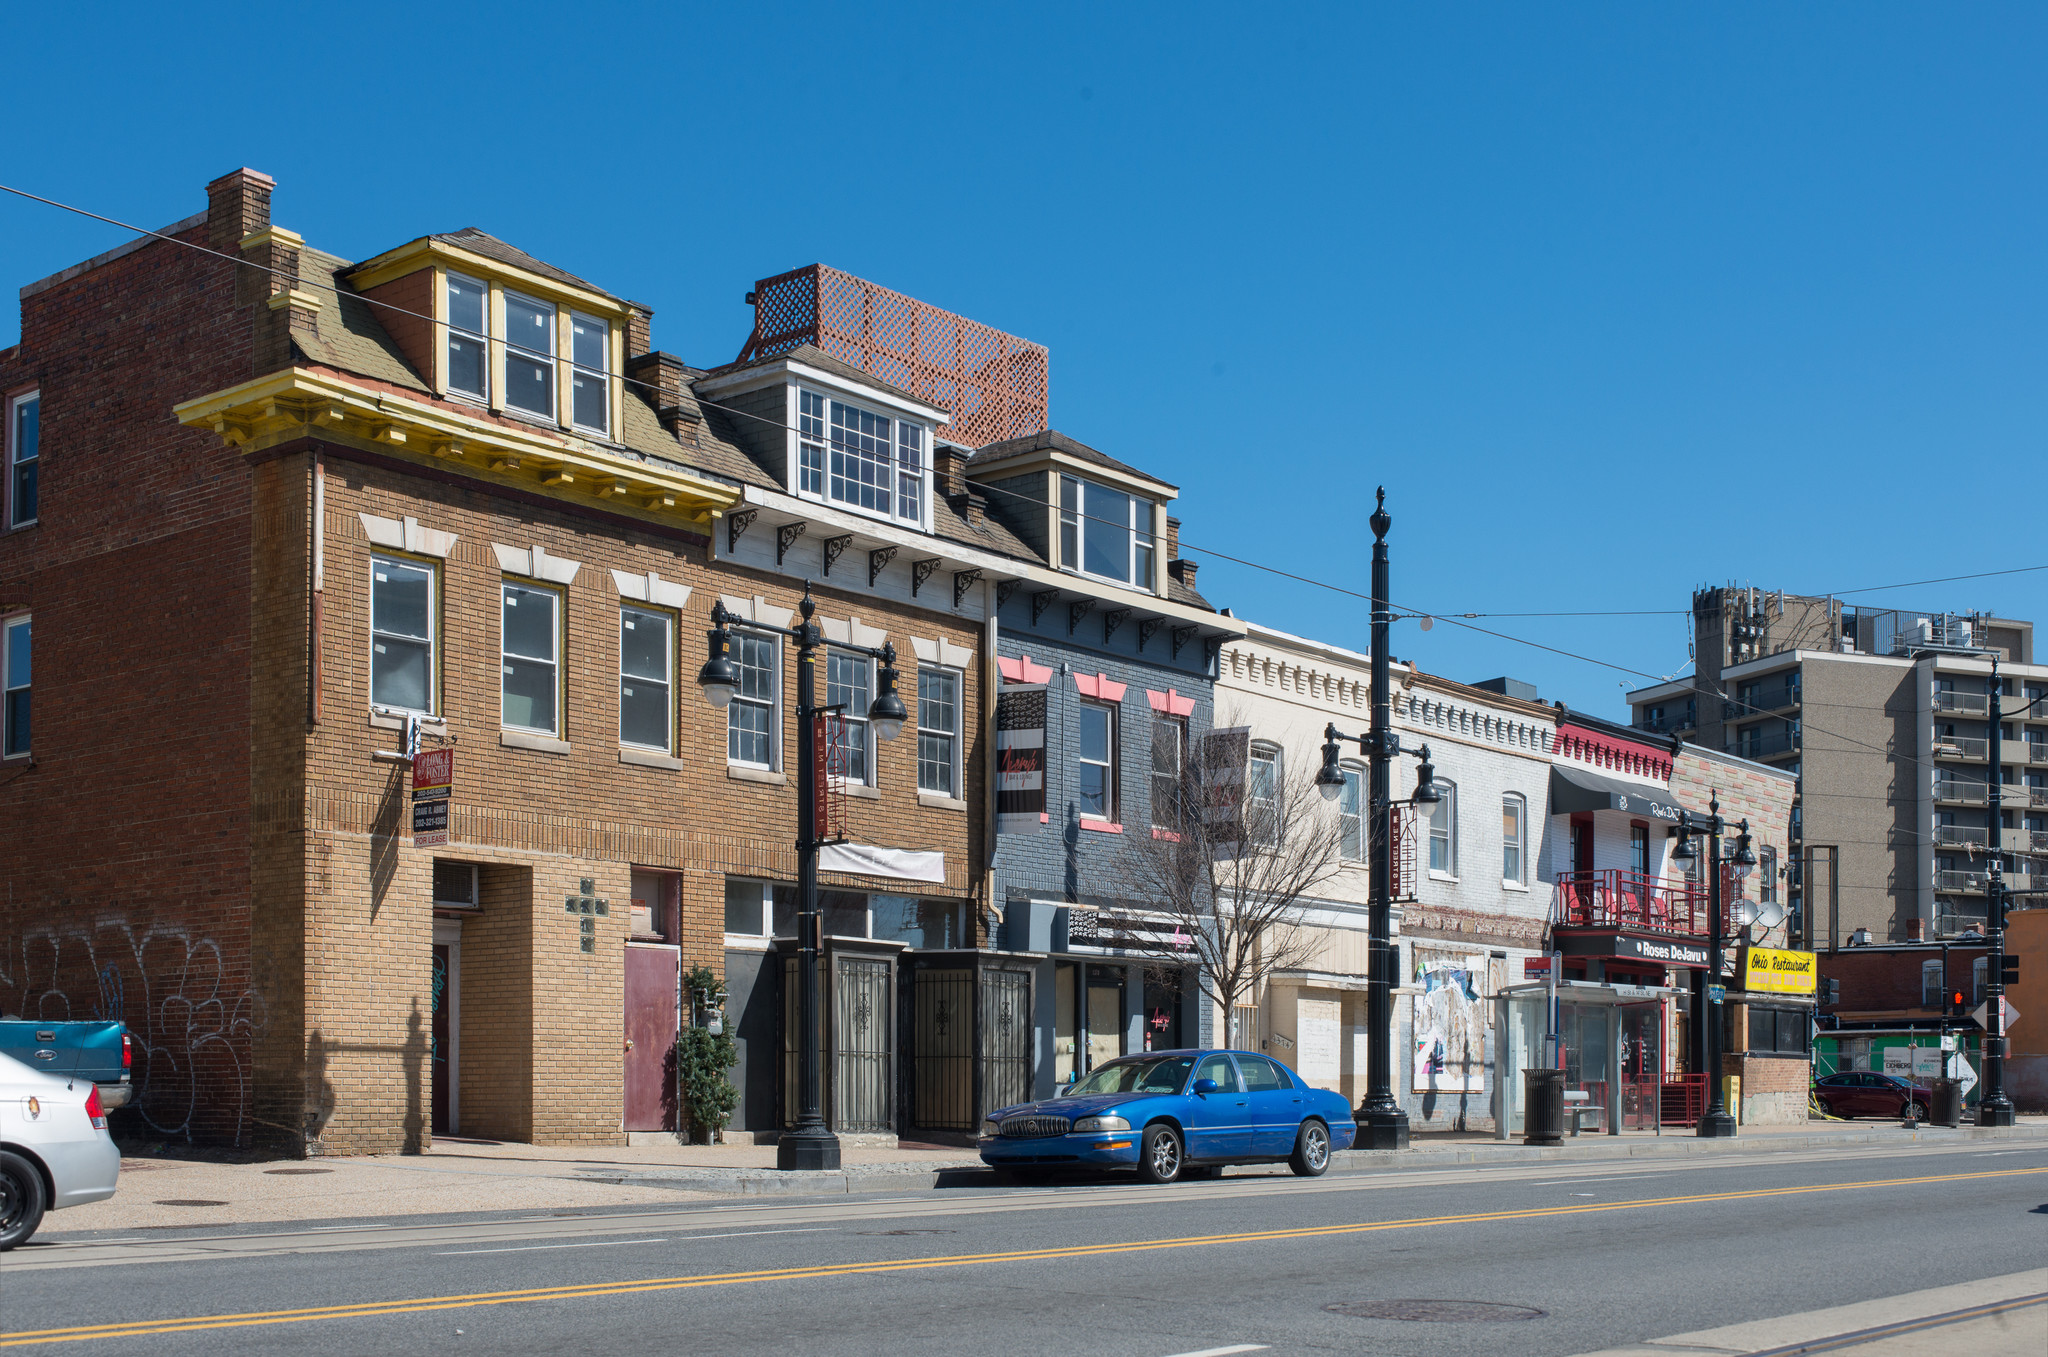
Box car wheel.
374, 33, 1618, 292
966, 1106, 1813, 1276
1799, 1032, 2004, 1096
1899, 1099, 1917, 1120
0, 1150, 46, 1252
1138, 1124, 1182, 1185
1290, 1119, 1332, 1177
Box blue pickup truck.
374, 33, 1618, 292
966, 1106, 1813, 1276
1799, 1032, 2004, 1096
0, 1020, 132, 1110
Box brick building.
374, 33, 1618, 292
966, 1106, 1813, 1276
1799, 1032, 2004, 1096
0, 169, 1097, 1152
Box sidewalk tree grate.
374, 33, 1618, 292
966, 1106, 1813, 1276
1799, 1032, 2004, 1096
1327, 1300, 1546, 1323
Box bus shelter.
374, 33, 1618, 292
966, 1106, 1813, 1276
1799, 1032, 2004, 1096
1494, 980, 1680, 1138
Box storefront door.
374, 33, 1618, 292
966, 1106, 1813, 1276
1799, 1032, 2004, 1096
431, 920, 461, 1136
622, 945, 680, 1132
1143, 973, 1182, 1051
1619, 1001, 1663, 1129
1087, 968, 1124, 1069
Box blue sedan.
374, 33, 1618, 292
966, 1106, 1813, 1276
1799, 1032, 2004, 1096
977, 1048, 1355, 1184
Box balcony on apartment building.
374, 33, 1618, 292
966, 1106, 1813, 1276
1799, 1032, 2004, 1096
1729, 725, 1800, 761
1932, 690, 1990, 717
1725, 680, 1801, 721
1936, 866, 2035, 895
1933, 824, 1989, 849
1931, 733, 2038, 765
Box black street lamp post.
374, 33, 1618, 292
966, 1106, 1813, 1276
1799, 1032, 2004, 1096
1314, 487, 1436, 1152
1980, 656, 2016, 1126
697, 586, 908, 1171
1670, 794, 1755, 1139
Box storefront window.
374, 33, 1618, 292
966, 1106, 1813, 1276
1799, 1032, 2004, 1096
871, 896, 961, 948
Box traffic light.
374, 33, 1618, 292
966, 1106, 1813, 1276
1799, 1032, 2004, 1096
1947, 989, 1969, 1020
1817, 977, 1841, 1006
2000, 955, 2020, 986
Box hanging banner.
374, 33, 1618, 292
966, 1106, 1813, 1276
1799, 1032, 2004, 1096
411, 747, 453, 848
996, 684, 1047, 834
1199, 726, 1251, 859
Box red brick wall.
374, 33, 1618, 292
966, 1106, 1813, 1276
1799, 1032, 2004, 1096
0, 202, 265, 1144
357, 268, 435, 388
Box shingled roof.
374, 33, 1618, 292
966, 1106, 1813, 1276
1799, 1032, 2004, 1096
969, 429, 1177, 492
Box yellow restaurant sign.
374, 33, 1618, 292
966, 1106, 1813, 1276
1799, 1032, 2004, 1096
1743, 947, 1817, 995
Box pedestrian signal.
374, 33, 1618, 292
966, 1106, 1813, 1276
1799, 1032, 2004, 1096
1947, 990, 1969, 1019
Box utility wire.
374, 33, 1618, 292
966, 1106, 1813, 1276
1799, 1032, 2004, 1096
10, 180, 2046, 858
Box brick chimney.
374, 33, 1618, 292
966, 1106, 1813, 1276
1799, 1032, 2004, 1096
624, 350, 702, 438
1168, 557, 1198, 591
625, 305, 653, 360
207, 168, 273, 253
933, 443, 969, 497
1907, 916, 1926, 942
1165, 516, 1181, 562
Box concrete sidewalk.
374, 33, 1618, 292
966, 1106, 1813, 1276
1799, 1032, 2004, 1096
53, 1115, 2046, 1233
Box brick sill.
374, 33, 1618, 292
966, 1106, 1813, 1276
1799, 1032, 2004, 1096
917, 792, 968, 811
620, 747, 685, 771
728, 765, 787, 786
1080, 819, 1123, 834
501, 730, 571, 755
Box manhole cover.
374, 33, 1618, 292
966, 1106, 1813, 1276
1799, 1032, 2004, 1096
154, 1200, 229, 1207
263, 1167, 333, 1175
1328, 1300, 1546, 1323
858, 1229, 955, 1236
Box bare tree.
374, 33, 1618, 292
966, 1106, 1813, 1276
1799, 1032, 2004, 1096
1116, 720, 1346, 1047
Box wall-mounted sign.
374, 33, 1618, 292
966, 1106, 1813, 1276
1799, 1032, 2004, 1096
1742, 946, 1817, 995
412, 747, 453, 848
996, 685, 1047, 834
1559, 932, 1710, 968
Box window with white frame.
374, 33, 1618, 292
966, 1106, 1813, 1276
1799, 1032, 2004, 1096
827, 649, 873, 783
1059, 474, 1155, 588
502, 291, 556, 419
1247, 743, 1281, 844
794, 390, 927, 526
1502, 793, 1526, 884
1340, 766, 1365, 861
917, 665, 959, 796
1921, 958, 1944, 1008
569, 313, 609, 432
501, 582, 560, 735
1078, 701, 1116, 820
370, 556, 435, 713
1973, 955, 1988, 1004
1428, 779, 1458, 875
2, 615, 27, 758
8, 392, 38, 528
445, 275, 488, 400
619, 605, 672, 752
728, 633, 777, 767
1151, 715, 1186, 830
1760, 845, 1779, 905
723, 877, 798, 938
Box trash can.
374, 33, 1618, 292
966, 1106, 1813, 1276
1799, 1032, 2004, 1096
1524, 1068, 1566, 1146
1931, 1077, 1963, 1128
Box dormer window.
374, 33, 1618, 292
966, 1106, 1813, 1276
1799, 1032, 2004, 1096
503, 291, 556, 419
796, 387, 928, 528
1059, 474, 1155, 589
447, 274, 489, 400
439, 270, 615, 438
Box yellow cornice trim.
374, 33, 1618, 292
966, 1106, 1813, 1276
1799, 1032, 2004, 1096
345, 238, 630, 317
174, 369, 739, 525
240, 226, 304, 252
266, 288, 324, 312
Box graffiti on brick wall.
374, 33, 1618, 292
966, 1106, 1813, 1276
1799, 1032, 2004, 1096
0, 919, 263, 1144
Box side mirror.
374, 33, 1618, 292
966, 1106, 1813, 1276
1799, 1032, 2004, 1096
1193, 1078, 1220, 1095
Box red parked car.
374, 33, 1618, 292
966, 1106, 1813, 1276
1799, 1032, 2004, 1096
1813, 1071, 1932, 1119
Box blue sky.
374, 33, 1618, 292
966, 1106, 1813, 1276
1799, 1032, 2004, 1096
5, 4, 2044, 717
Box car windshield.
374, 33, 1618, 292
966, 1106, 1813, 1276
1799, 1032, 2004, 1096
1068, 1056, 1196, 1097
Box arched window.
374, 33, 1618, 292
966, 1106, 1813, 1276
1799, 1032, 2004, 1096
1921, 958, 1944, 1008
1973, 956, 1989, 1005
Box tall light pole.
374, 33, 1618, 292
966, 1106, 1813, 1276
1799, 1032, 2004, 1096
1980, 655, 2015, 1125
698, 586, 908, 1170
1314, 487, 1435, 1152
1671, 795, 1755, 1138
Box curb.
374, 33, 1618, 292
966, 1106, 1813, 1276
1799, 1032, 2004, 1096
573, 1122, 2048, 1199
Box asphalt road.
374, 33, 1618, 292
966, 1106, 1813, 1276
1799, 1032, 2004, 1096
2, 1141, 2044, 1355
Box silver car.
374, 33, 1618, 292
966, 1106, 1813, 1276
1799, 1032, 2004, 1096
0, 1050, 121, 1248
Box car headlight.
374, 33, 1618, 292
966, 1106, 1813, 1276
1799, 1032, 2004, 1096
980, 1119, 1003, 1138
1071, 1114, 1130, 1132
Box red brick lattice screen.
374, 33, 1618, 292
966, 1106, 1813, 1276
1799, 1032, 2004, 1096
737, 265, 1048, 451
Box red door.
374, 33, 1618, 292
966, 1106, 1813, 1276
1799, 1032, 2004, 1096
623, 946, 680, 1132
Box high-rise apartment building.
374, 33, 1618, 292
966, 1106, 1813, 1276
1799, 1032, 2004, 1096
1630, 588, 2041, 947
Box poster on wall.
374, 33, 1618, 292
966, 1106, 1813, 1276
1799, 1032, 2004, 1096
995, 685, 1047, 834
1412, 946, 1488, 1093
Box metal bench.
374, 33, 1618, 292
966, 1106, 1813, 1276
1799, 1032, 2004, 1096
1563, 1089, 1605, 1135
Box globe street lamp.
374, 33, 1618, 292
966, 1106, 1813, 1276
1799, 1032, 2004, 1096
698, 585, 906, 1171
1309, 487, 1436, 1151
1670, 796, 1755, 1139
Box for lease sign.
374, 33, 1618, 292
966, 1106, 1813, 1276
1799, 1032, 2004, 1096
1743, 946, 1816, 995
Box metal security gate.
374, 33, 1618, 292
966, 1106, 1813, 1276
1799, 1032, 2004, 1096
834, 955, 894, 1133
980, 968, 1031, 1115
913, 968, 974, 1130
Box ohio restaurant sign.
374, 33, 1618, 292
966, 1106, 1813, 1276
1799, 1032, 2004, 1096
1742, 946, 1817, 995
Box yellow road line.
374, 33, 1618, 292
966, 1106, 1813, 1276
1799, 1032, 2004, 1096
3, 1165, 2039, 1348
